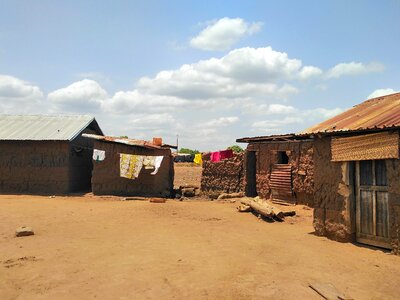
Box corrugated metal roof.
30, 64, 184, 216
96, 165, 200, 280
0, 115, 101, 141
82, 133, 172, 150
236, 134, 311, 143
301, 92, 400, 135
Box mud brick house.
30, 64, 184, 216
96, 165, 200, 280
0, 115, 103, 194
236, 135, 314, 206
200, 152, 245, 195
238, 92, 400, 253
83, 134, 175, 197
300, 92, 400, 252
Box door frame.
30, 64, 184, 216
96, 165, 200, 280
355, 160, 391, 249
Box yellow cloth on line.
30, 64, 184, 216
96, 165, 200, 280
194, 153, 202, 165
120, 154, 144, 179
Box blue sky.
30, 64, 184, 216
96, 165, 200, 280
0, 1, 399, 150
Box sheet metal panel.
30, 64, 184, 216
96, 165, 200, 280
331, 131, 399, 161
301, 92, 400, 135
270, 164, 295, 205
82, 133, 164, 149
0, 115, 97, 141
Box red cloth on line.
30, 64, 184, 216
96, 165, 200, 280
210, 149, 234, 162
219, 149, 233, 160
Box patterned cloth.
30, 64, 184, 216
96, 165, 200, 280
120, 154, 163, 179
120, 154, 144, 179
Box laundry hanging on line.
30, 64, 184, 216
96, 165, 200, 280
194, 153, 202, 165
120, 154, 164, 179
210, 149, 234, 162
93, 149, 106, 161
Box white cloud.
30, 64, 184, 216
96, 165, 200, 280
190, 17, 262, 51
250, 107, 343, 134
137, 47, 317, 101
48, 79, 108, 112
299, 66, 323, 79
326, 62, 384, 79
102, 90, 189, 114
204, 116, 239, 127
242, 103, 296, 115
0, 75, 43, 100
127, 113, 176, 130
367, 88, 398, 99
0, 74, 44, 113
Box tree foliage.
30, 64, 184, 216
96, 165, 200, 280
179, 148, 200, 155
227, 145, 244, 153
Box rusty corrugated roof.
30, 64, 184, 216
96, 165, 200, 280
236, 133, 311, 143
82, 133, 172, 150
300, 92, 400, 135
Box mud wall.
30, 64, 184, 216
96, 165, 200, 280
386, 159, 400, 254
0, 141, 71, 194
200, 153, 244, 194
246, 140, 314, 206
312, 137, 354, 242
91, 140, 174, 197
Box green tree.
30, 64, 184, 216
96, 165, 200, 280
227, 145, 244, 153
179, 148, 200, 155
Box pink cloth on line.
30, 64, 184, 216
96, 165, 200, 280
210, 151, 221, 162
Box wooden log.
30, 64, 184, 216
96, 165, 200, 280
237, 204, 252, 212
240, 198, 289, 221
240, 198, 277, 219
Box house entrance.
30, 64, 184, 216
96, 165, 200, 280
245, 151, 257, 197
355, 160, 390, 249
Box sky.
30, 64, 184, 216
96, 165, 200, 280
0, 1, 399, 151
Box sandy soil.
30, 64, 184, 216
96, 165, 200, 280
174, 162, 202, 187
1, 166, 400, 299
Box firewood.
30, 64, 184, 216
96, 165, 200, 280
237, 204, 251, 212
239, 197, 288, 221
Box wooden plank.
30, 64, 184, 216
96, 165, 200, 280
376, 191, 389, 238
309, 282, 351, 300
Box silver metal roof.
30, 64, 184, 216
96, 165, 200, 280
0, 115, 101, 141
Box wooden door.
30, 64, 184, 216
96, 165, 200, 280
356, 160, 390, 249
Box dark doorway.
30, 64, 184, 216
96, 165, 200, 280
277, 151, 289, 164
246, 151, 257, 197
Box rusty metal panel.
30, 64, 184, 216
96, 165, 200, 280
82, 133, 166, 149
301, 92, 400, 135
331, 131, 399, 161
270, 164, 295, 205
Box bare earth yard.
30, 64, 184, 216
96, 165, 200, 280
0, 165, 399, 299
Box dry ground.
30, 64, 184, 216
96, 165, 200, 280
173, 162, 202, 187
0, 166, 400, 299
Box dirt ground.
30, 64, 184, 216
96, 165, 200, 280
173, 162, 202, 187
1, 166, 400, 299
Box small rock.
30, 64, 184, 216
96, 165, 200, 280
182, 188, 195, 197
208, 191, 221, 200
15, 226, 34, 237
